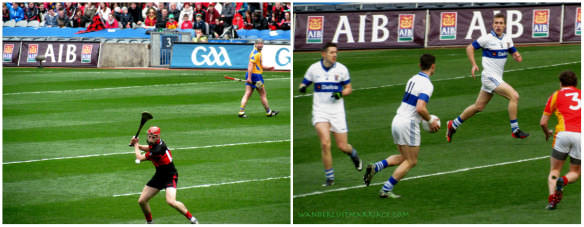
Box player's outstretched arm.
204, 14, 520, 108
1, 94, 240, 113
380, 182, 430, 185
341, 83, 352, 96
262, 65, 275, 71
512, 51, 522, 63
466, 44, 479, 79
539, 114, 553, 141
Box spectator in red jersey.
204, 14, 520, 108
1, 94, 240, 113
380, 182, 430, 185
143, 7, 157, 29
71, 10, 83, 27
232, 12, 244, 30
64, 2, 76, 19
180, 14, 192, 29
267, 11, 278, 30
243, 10, 253, 29
205, 3, 220, 29
194, 3, 206, 23
166, 14, 178, 29
130, 127, 198, 224
104, 13, 119, 28
271, 2, 285, 23
179, 2, 193, 25
278, 11, 290, 30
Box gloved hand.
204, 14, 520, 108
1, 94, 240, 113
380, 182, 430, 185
331, 92, 342, 100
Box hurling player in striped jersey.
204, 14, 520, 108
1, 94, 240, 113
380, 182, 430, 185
446, 13, 528, 142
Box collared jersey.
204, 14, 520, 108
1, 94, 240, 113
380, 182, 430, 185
472, 30, 517, 77
303, 59, 351, 115
249, 48, 263, 75
395, 72, 434, 123
543, 86, 581, 133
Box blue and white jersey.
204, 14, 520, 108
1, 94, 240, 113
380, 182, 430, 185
472, 30, 517, 77
395, 72, 434, 123
303, 59, 351, 115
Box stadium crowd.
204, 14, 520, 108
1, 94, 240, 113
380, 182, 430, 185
3, 2, 291, 38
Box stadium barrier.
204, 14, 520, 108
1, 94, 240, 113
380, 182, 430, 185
9, 41, 101, 67
169, 43, 254, 69
150, 31, 192, 67
3, 41, 21, 67
99, 43, 150, 68
263, 44, 292, 70
294, 3, 581, 50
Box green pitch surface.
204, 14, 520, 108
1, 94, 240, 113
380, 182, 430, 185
3, 68, 290, 224
293, 44, 581, 223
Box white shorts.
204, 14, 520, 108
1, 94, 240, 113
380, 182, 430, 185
391, 115, 420, 146
481, 73, 505, 94
312, 111, 348, 133
554, 131, 581, 160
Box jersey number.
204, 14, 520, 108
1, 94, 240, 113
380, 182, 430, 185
565, 92, 581, 110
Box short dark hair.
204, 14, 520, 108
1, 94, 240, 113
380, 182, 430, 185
494, 13, 506, 23
420, 54, 435, 70
321, 42, 337, 52
559, 70, 578, 87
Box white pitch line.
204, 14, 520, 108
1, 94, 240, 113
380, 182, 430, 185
3, 139, 290, 165
113, 176, 291, 197
293, 155, 549, 198
3, 77, 289, 96
293, 61, 580, 98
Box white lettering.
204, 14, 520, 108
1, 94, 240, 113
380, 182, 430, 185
58, 44, 64, 63
332, 16, 354, 43
371, 15, 389, 42
358, 15, 367, 43
44, 45, 55, 62
66, 45, 76, 63
506, 10, 523, 38
465, 11, 487, 39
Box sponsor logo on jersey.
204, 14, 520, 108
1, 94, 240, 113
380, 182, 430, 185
532, 9, 550, 38
307, 16, 324, 44
26, 44, 39, 63
398, 14, 415, 42
81, 44, 93, 63
3, 44, 14, 62
439, 12, 457, 40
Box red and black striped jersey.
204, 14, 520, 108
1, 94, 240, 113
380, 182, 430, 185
146, 140, 177, 173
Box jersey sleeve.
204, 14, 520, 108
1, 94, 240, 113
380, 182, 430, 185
249, 52, 259, 64
472, 35, 488, 49
507, 37, 517, 53
543, 91, 558, 116
340, 65, 351, 85
302, 65, 314, 86
417, 81, 434, 103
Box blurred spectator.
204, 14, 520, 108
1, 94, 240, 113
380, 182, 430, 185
143, 7, 156, 28
156, 2, 166, 19
179, 2, 193, 25
24, 2, 39, 22
113, 6, 121, 20
3, 3, 11, 22
212, 18, 224, 38
44, 8, 57, 27
247, 3, 260, 14
272, 2, 285, 23
97, 2, 111, 21
267, 12, 278, 30
166, 14, 178, 29
168, 3, 179, 19
243, 10, 253, 29
142, 2, 155, 19
9, 2, 25, 22
236, 2, 247, 15
278, 11, 290, 30
156, 8, 168, 28
221, 2, 235, 27
205, 3, 220, 26
232, 12, 243, 30
38, 3, 47, 22
193, 29, 208, 42
119, 7, 133, 28
128, 3, 143, 26
180, 14, 192, 29
194, 3, 206, 21
82, 3, 96, 27
104, 13, 119, 28
251, 11, 266, 30
55, 2, 63, 11
71, 10, 83, 27
193, 13, 208, 34
64, 2, 76, 19
56, 9, 70, 27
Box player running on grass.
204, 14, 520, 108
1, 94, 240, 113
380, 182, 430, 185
299, 42, 362, 187
130, 126, 198, 224
446, 13, 528, 142
238, 38, 279, 118
363, 54, 440, 198
540, 70, 581, 210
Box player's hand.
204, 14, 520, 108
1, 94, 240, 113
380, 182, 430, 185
471, 64, 479, 79
130, 137, 139, 146
267, 66, 275, 71
544, 129, 553, 141
331, 92, 342, 100
299, 84, 307, 94
246, 79, 252, 84
513, 53, 523, 62
430, 119, 440, 132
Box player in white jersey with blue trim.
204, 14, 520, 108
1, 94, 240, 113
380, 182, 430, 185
446, 13, 529, 143
363, 54, 440, 198
299, 42, 362, 187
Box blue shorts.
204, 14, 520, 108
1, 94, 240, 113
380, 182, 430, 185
245, 72, 264, 89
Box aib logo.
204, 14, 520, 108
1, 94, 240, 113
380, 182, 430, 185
191, 46, 232, 66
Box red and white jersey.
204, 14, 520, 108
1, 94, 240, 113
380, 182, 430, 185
543, 86, 581, 133
146, 139, 175, 170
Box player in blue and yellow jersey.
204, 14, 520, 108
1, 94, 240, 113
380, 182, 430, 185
238, 38, 279, 118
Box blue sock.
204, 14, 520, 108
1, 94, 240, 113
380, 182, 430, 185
510, 119, 519, 133
374, 159, 389, 172
266, 108, 272, 113
324, 168, 335, 180
382, 176, 398, 192
350, 148, 358, 158
452, 116, 464, 129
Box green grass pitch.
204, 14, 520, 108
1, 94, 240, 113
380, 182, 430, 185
3, 68, 290, 223
292, 44, 581, 224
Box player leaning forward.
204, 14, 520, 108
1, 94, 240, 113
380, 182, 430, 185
130, 126, 198, 224
540, 70, 581, 210
446, 13, 528, 142
363, 54, 440, 198
299, 42, 362, 187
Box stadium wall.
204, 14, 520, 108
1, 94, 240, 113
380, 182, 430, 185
99, 43, 150, 68
5, 41, 101, 67
294, 3, 581, 50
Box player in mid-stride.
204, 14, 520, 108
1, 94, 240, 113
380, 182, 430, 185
298, 42, 362, 187
540, 70, 581, 210
363, 54, 440, 198
130, 126, 198, 224
446, 13, 528, 142
238, 38, 279, 118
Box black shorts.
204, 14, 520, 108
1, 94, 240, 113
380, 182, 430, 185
146, 172, 178, 190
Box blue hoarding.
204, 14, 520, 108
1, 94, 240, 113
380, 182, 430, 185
170, 43, 254, 69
